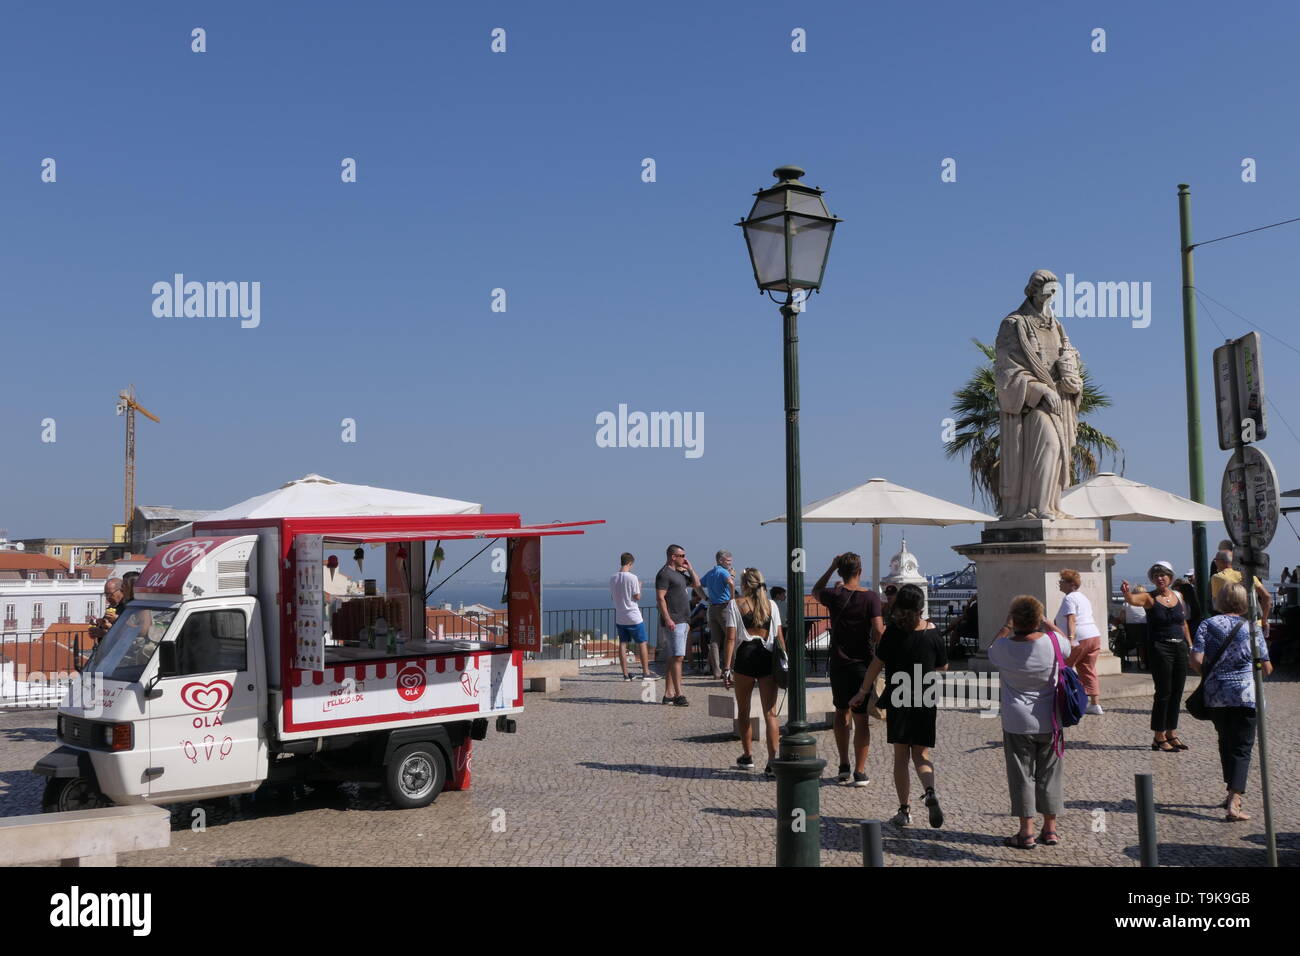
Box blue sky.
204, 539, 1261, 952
4, 0, 1300, 586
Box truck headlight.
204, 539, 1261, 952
103, 723, 133, 751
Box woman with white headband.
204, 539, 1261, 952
1121, 561, 1191, 751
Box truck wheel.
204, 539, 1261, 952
42, 777, 105, 813
385, 742, 446, 809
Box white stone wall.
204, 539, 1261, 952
0, 579, 104, 633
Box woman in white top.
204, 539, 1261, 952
1055, 568, 1103, 715
722, 567, 784, 775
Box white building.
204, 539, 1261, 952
881, 538, 929, 617
0, 552, 105, 636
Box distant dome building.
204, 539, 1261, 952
881, 538, 929, 617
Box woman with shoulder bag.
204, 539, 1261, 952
1191, 581, 1273, 822
722, 568, 784, 776
988, 596, 1067, 849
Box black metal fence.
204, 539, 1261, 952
532, 606, 663, 661
533, 604, 972, 673
0, 628, 93, 706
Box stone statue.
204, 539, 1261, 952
995, 269, 1083, 520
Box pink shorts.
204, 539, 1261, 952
1067, 637, 1102, 696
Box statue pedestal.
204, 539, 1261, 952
953, 519, 1127, 676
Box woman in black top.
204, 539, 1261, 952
721, 568, 785, 774
1122, 562, 1192, 752
812, 553, 884, 787
850, 584, 947, 828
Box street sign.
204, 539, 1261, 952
1221, 445, 1280, 551
1213, 332, 1267, 450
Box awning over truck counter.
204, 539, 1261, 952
321, 526, 591, 544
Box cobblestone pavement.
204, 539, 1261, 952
1, 666, 1296, 867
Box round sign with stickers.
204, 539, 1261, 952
1221, 445, 1279, 551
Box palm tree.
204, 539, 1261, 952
945, 339, 1121, 513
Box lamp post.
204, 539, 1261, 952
738, 165, 841, 866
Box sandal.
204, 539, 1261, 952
1004, 833, 1037, 849
1166, 735, 1189, 751
1151, 737, 1175, 752
1040, 829, 1059, 846
1225, 797, 1251, 822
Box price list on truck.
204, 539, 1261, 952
294, 534, 325, 671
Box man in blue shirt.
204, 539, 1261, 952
700, 550, 735, 680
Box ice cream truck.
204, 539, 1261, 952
34, 475, 598, 812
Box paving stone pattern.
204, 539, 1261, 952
0, 666, 1295, 867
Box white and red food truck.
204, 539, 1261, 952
35, 480, 597, 812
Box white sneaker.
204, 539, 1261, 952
1087, 703, 1104, 715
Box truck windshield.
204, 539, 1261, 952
84, 605, 178, 684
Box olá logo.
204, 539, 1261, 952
180, 679, 232, 712
396, 664, 426, 702
161, 540, 216, 570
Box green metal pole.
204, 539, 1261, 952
1224, 352, 1278, 867
772, 297, 825, 866
1178, 184, 1210, 613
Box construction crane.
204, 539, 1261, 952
116, 385, 160, 544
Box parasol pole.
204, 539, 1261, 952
872, 521, 882, 590
1102, 517, 1114, 621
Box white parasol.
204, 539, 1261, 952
763, 477, 995, 588
1062, 471, 1223, 601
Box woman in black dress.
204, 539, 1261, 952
1121, 562, 1192, 752
850, 584, 947, 828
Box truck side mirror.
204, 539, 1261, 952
145, 642, 177, 699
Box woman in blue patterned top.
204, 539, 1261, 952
1191, 581, 1273, 822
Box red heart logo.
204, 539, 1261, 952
181, 680, 233, 712
396, 664, 426, 702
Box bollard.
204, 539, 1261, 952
861, 820, 883, 867
1135, 773, 1158, 867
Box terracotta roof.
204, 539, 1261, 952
802, 595, 831, 642
0, 625, 93, 679
0, 553, 69, 572
424, 607, 505, 638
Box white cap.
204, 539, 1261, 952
1155, 560, 1174, 574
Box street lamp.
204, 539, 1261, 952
737, 165, 841, 867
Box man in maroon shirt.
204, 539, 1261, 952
813, 553, 885, 786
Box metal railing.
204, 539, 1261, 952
531, 604, 973, 673
533, 606, 665, 662
0, 628, 93, 705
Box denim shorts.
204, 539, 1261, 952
616, 622, 648, 644
660, 622, 688, 656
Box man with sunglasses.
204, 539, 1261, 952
90, 577, 125, 644
656, 544, 702, 706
